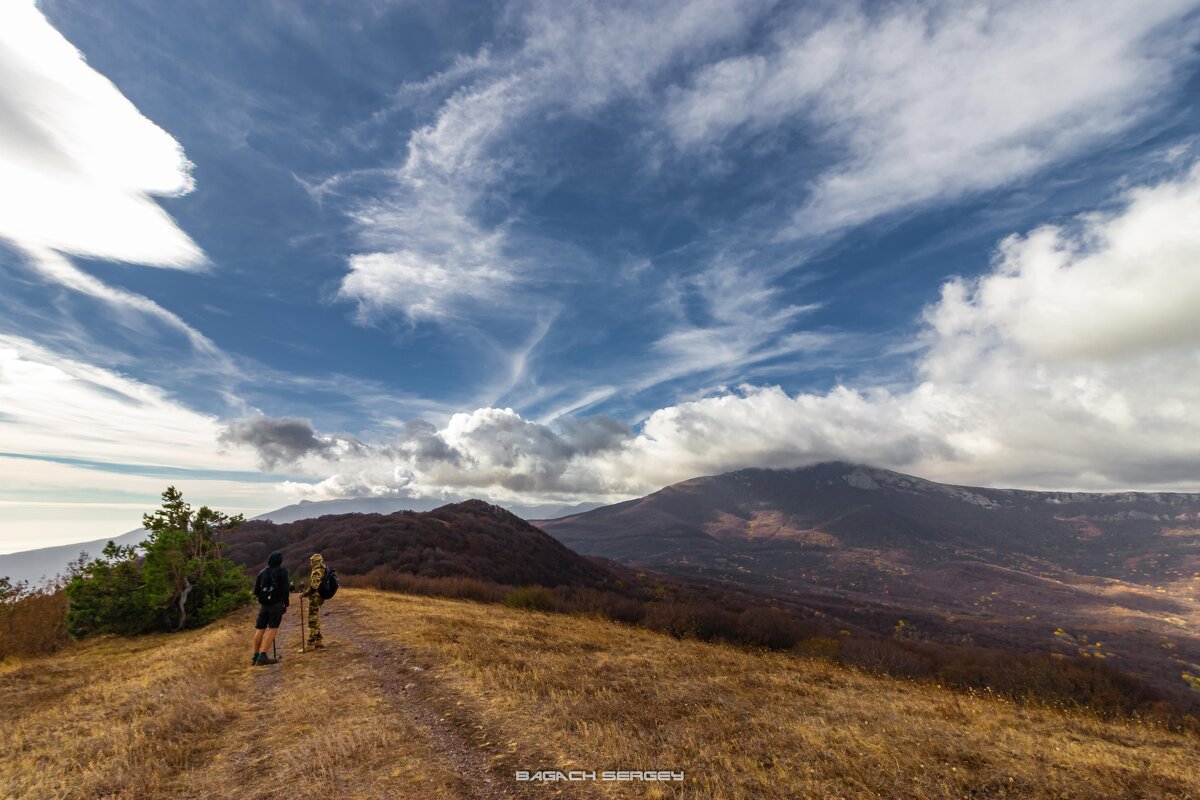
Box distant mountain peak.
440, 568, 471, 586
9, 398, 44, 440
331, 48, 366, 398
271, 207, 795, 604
431, 499, 526, 524
714, 462, 1001, 505
722, 460, 883, 480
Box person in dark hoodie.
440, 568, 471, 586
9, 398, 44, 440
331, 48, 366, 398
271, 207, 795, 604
251, 551, 289, 666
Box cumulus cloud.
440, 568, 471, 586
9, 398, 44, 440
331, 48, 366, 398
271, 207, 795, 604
623, 163, 1200, 490
218, 416, 368, 470
267, 407, 633, 502
663, 0, 1200, 236
0, 1, 212, 350
925, 164, 1200, 362
279, 163, 1200, 497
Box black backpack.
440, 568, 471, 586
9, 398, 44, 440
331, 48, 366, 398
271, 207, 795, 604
255, 567, 280, 604
317, 566, 339, 600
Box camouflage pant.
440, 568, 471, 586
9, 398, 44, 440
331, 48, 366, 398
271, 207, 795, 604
306, 595, 323, 643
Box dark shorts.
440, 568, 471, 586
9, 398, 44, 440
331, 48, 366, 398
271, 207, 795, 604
255, 601, 287, 630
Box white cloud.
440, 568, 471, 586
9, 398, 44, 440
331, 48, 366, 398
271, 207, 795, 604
336, 0, 767, 323
619, 163, 1200, 491
0, 1, 202, 266
0, 336, 292, 551
0, 335, 253, 470
925, 164, 1200, 362
259, 408, 629, 501
663, 0, 1200, 236
339, 243, 512, 323
282, 163, 1200, 496
330, 0, 1200, 414
0, 1, 216, 355
16, 247, 223, 357
649, 260, 826, 385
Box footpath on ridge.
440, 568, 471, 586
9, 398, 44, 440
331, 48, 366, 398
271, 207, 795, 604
243, 592, 600, 800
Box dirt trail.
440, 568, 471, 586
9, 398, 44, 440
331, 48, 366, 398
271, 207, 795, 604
215, 595, 599, 800
326, 603, 515, 800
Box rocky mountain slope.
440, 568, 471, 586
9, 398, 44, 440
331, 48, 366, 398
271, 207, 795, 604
536, 462, 1200, 586
536, 462, 1200, 697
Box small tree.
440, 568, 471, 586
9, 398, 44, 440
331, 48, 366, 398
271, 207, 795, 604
65, 487, 251, 636
64, 541, 154, 636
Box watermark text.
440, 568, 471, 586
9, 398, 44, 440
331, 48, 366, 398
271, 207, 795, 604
516, 769, 684, 782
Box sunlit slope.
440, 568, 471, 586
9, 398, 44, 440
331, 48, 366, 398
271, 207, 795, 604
1, 588, 1197, 799
354, 590, 1200, 799
0, 599, 479, 800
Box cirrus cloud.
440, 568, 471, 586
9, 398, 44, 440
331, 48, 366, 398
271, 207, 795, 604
267, 162, 1200, 498
664, 0, 1200, 236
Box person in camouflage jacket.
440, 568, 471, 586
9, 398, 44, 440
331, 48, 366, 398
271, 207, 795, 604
302, 552, 327, 648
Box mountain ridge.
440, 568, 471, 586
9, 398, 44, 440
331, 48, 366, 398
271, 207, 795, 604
0, 496, 603, 585
534, 461, 1200, 700
535, 461, 1200, 579
221, 499, 618, 590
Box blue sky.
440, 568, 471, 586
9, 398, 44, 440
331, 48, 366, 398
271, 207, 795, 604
3, 0, 1200, 551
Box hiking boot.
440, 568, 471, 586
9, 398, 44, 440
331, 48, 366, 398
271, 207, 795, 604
251, 653, 261, 666
307, 640, 325, 650
256, 654, 278, 665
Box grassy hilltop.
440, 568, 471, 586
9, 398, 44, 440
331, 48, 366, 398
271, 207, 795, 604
2, 588, 1198, 799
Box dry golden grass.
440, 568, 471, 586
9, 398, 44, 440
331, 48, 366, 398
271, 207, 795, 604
0, 602, 477, 800
4, 588, 1198, 799
349, 589, 1200, 800
0, 615, 245, 798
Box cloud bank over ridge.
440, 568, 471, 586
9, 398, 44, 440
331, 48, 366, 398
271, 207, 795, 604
222, 162, 1200, 499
